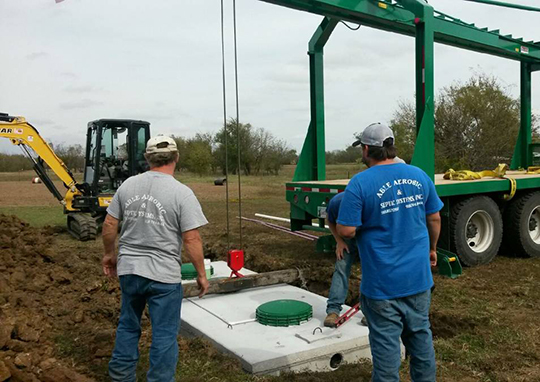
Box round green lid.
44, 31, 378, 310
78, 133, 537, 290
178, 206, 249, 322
256, 299, 313, 327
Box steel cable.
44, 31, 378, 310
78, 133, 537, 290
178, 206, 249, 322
220, 0, 230, 251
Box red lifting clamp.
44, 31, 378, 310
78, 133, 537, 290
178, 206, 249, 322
335, 302, 360, 328
228, 249, 245, 278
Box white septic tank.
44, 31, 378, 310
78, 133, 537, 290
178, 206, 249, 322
180, 261, 373, 375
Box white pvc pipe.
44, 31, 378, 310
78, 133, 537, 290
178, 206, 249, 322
255, 213, 330, 229
255, 213, 290, 223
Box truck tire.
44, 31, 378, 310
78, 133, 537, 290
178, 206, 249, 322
450, 196, 502, 266
503, 191, 540, 257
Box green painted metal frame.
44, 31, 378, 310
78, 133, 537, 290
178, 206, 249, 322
261, 0, 540, 182
293, 17, 338, 181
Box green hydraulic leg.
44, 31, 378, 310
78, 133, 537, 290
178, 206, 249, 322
511, 62, 532, 170
403, 0, 436, 180
293, 17, 338, 181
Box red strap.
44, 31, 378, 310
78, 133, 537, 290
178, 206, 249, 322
335, 303, 360, 328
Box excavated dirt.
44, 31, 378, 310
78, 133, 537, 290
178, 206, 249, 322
0, 214, 109, 382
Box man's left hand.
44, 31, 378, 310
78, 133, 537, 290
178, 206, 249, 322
335, 241, 349, 261
103, 253, 118, 278
429, 250, 437, 267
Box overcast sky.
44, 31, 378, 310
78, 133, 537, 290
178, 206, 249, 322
1, 0, 539, 155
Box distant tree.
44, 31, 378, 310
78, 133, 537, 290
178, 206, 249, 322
184, 134, 214, 176
283, 149, 298, 166
214, 119, 256, 175
172, 136, 188, 172
53, 143, 85, 172
214, 119, 295, 175
390, 74, 538, 171
326, 146, 360, 165
389, 101, 416, 163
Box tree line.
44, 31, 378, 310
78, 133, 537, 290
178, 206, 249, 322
0, 120, 297, 176
173, 119, 297, 176
0, 143, 85, 173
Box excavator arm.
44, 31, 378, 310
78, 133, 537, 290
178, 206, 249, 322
0, 113, 83, 210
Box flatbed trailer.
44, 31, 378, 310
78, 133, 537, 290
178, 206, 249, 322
287, 169, 540, 268
256, 0, 540, 269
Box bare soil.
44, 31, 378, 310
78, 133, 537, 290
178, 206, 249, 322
0, 182, 63, 207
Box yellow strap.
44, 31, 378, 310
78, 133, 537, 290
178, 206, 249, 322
443, 163, 516, 201
527, 166, 540, 174
504, 177, 517, 201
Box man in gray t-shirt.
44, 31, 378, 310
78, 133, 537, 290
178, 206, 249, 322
102, 135, 209, 382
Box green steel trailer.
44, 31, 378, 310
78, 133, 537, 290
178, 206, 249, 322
256, 0, 540, 270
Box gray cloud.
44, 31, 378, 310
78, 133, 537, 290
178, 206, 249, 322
60, 72, 78, 78
50, 124, 68, 131
63, 85, 103, 94
59, 99, 104, 110
32, 119, 54, 126
26, 52, 48, 60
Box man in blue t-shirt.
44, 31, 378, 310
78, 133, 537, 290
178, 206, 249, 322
337, 123, 443, 382
323, 192, 359, 327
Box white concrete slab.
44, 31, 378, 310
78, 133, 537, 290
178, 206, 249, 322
181, 261, 373, 375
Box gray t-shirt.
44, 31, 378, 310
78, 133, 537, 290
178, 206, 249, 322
107, 171, 208, 283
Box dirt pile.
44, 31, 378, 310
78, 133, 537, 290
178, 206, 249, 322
0, 214, 107, 382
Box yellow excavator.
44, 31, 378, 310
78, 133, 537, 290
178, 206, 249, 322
0, 113, 151, 240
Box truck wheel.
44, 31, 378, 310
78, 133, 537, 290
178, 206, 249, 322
503, 192, 540, 257
450, 196, 502, 266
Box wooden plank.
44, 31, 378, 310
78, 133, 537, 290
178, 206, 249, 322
183, 269, 299, 298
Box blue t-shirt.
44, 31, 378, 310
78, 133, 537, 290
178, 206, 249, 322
327, 192, 344, 224
337, 163, 443, 300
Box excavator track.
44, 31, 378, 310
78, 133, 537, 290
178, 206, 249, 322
67, 213, 98, 241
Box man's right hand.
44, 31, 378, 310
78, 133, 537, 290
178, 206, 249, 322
429, 249, 437, 267
102, 253, 117, 278
196, 275, 210, 298
335, 241, 349, 261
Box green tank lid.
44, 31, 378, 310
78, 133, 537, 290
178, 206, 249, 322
181, 263, 214, 280
256, 299, 313, 327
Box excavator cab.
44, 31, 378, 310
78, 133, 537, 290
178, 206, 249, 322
67, 119, 150, 240
84, 119, 150, 194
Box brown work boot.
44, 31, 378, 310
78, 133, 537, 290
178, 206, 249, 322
324, 312, 339, 328
361, 315, 368, 326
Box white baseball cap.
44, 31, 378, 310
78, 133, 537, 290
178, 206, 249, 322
352, 123, 394, 147
146, 136, 177, 153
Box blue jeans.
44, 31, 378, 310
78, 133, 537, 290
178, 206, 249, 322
361, 290, 436, 382
109, 274, 183, 382
326, 239, 358, 314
